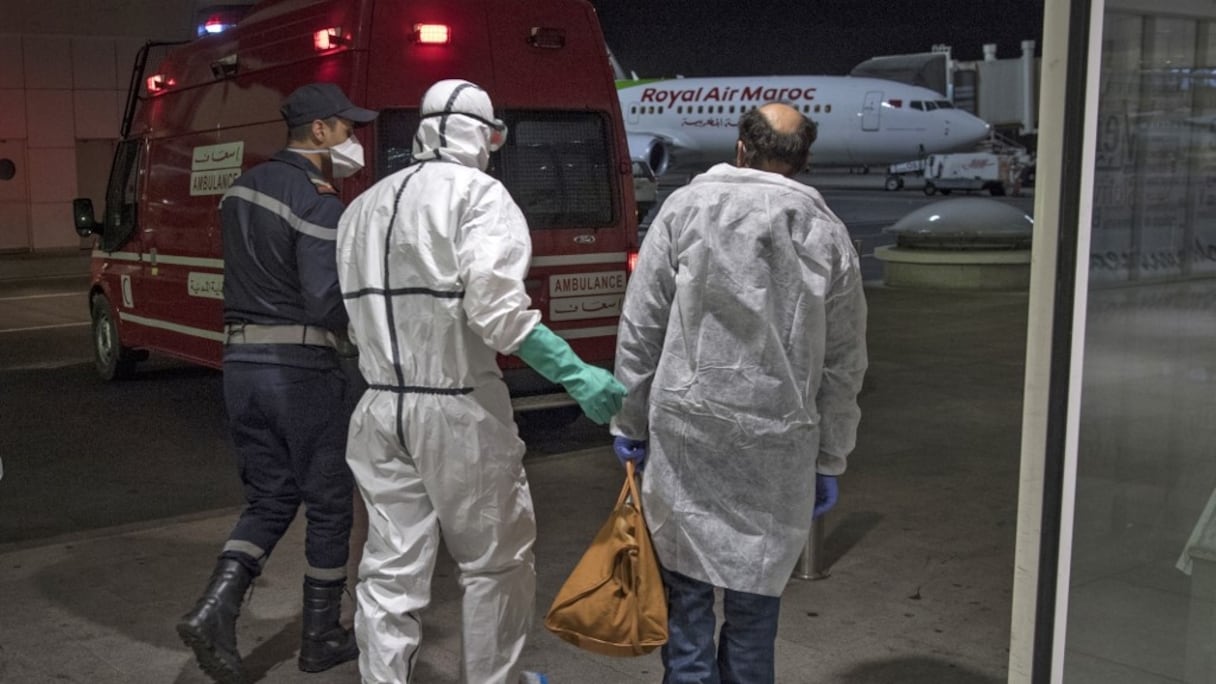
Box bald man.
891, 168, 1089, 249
610, 102, 868, 683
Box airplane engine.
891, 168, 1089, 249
626, 133, 670, 177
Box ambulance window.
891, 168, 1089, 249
100, 139, 141, 252
375, 109, 616, 229
496, 111, 616, 228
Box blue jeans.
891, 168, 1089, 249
661, 568, 782, 684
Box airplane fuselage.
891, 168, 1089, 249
618, 75, 992, 175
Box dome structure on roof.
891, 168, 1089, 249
884, 198, 1033, 250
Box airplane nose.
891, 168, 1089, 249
964, 114, 992, 145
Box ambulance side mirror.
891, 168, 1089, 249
73, 198, 100, 237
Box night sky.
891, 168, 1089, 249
590, 1, 1046, 78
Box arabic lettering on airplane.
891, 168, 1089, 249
639, 85, 817, 105
682, 118, 739, 128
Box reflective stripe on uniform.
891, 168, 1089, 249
223, 185, 336, 241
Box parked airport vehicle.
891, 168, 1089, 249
917, 152, 1013, 196
617, 75, 992, 179
72, 0, 637, 415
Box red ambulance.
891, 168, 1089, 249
73, 0, 638, 416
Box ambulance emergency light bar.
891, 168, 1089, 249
194, 6, 248, 37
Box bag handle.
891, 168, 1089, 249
623, 460, 645, 652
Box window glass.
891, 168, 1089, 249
1063, 10, 1216, 682
100, 139, 141, 252
376, 109, 616, 229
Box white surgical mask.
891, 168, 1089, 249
328, 135, 365, 179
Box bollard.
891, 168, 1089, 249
792, 514, 828, 581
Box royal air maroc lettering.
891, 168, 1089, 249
640, 85, 816, 105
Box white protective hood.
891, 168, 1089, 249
412, 79, 502, 171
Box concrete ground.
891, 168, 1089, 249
0, 250, 1028, 683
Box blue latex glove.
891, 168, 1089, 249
515, 323, 626, 425
813, 475, 839, 519
613, 436, 648, 471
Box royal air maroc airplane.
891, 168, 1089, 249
618, 75, 993, 178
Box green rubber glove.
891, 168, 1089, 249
515, 323, 626, 425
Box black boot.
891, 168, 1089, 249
176, 558, 254, 684
298, 577, 360, 673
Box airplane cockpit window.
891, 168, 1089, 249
924, 101, 938, 110
936, 100, 954, 109
910, 101, 925, 111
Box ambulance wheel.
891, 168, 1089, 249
91, 296, 137, 381
884, 176, 901, 191
923, 182, 937, 196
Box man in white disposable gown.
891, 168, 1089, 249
335, 79, 625, 684
610, 102, 869, 684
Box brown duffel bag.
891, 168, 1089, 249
544, 461, 668, 657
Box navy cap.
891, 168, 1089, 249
280, 83, 379, 128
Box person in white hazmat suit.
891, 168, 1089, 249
610, 103, 868, 684
335, 79, 625, 684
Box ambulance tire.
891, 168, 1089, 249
91, 295, 138, 381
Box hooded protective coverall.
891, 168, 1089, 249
335, 81, 544, 684
612, 162, 868, 597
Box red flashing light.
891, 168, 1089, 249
627, 250, 639, 274
314, 27, 344, 51
146, 74, 174, 94
413, 23, 451, 45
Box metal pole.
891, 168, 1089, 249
792, 515, 827, 581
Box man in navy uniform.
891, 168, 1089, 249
177, 82, 378, 684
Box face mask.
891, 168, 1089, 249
328, 135, 365, 179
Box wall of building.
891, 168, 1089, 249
0, 1, 196, 252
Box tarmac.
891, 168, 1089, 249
0, 247, 1029, 683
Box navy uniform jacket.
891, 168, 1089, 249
220, 150, 348, 369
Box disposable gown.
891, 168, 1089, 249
335, 83, 540, 684
612, 163, 868, 597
